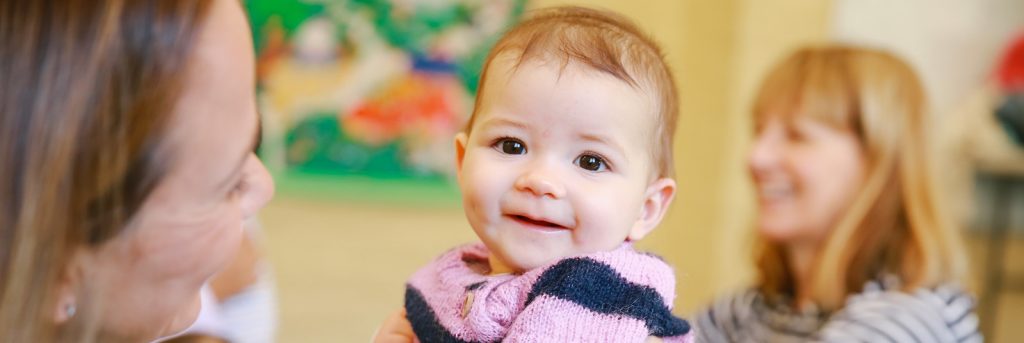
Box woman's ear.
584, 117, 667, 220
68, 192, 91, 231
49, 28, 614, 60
54, 250, 86, 323
628, 177, 677, 241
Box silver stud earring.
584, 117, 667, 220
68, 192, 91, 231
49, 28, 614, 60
64, 303, 76, 318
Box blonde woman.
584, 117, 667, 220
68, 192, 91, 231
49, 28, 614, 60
0, 0, 274, 341
694, 46, 980, 342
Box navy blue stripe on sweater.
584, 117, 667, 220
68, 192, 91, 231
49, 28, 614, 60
524, 257, 691, 337
405, 285, 481, 343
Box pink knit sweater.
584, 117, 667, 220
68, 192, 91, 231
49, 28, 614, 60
404, 243, 693, 342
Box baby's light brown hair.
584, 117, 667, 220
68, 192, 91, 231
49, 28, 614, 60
465, 6, 679, 178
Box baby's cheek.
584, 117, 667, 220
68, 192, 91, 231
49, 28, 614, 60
577, 198, 635, 245
468, 167, 506, 213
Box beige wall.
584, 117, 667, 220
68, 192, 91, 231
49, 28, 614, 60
528, 0, 832, 313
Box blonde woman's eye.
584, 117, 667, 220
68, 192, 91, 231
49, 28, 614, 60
575, 154, 607, 172
493, 138, 526, 155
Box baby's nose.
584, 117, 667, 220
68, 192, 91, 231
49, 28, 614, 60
514, 168, 566, 199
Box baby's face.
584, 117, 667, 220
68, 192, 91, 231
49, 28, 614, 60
455, 57, 663, 273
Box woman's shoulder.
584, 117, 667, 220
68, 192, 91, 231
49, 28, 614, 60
822, 280, 982, 342
693, 281, 983, 343
693, 288, 791, 342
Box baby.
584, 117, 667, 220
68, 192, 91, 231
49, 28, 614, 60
404, 6, 691, 342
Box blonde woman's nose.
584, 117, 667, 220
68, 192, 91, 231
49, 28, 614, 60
748, 125, 784, 174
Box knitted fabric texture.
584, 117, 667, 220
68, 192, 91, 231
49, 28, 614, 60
404, 243, 693, 342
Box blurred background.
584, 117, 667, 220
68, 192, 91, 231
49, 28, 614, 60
242, 0, 1024, 341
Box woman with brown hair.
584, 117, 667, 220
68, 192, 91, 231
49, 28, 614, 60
694, 45, 981, 342
0, 0, 274, 341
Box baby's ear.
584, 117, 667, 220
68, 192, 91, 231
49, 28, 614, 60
454, 132, 468, 175
628, 177, 676, 241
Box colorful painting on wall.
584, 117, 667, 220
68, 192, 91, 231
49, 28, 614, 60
246, 0, 526, 189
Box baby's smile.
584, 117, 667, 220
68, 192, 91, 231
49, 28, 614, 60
505, 213, 571, 232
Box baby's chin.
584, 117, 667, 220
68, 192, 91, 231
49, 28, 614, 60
484, 235, 633, 273
490, 248, 590, 274
487, 255, 529, 275
488, 251, 552, 275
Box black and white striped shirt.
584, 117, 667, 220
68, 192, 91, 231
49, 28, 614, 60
694, 278, 981, 342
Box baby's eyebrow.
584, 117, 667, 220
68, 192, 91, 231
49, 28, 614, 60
479, 117, 528, 131
579, 132, 626, 155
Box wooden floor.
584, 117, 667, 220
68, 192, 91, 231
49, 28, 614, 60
259, 194, 1024, 342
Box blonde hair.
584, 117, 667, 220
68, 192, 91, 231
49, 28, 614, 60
752, 45, 967, 310
0, 1, 211, 341
465, 6, 678, 178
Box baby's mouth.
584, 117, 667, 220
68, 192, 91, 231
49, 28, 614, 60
508, 214, 568, 230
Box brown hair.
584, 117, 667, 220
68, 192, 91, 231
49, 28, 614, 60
465, 6, 679, 178
0, 1, 212, 341
752, 45, 967, 310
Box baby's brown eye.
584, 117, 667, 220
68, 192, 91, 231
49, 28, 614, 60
575, 154, 606, 172
495, 138, 526, 155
